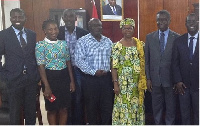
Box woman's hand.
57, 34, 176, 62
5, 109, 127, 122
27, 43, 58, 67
43, 85, 52, 99
114, 82, 120, 96
70, 81, 75, 93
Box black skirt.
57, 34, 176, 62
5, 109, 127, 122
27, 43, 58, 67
42, 68, 71, 111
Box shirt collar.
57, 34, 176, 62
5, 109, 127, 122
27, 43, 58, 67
109, 4, 116, 9
44, 37, 58, 44
159, 28, 169, 36
12, 26, 25, 35
188, 32, 199, 40
88, 33, 106, 41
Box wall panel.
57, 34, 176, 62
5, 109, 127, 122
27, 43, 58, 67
164, 0, 188, 34
20, 0, 198, 42
139, 0, 199, 42
139, 0, 163, 42
189, 0, 199, 13
58, 0, 85, 9
21, 0, 34, 31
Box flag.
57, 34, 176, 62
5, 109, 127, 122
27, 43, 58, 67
92, 0, 98, 19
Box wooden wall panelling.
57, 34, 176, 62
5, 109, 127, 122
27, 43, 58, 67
58, 0, 85, 9
189, 0, 199, 13
21, 0, 86, 42
139, 0, 163, 42
32, 0, 59, 41
164, 0, 188, 35
123, 0, 138, 39
20, 0, 34, 31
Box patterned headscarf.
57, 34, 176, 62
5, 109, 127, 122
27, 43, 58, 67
120, 18, 135, 29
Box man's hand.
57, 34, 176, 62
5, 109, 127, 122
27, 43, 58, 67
175, 82, 186, 95
147, 80, 152, 92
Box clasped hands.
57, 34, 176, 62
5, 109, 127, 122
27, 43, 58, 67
173, 82, 186, 95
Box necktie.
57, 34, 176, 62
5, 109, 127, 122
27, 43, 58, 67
189, 37, 194, 60
19, 31, 27, 49
112, 6, 117, 15
160, 32, 165, 53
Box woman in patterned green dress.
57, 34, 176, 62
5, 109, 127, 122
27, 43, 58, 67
111, 18, 147, 125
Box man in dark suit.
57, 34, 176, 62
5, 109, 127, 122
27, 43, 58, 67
57, 9, 89, 125
145, 10, 180, 124
103, 0, 122, 15
172, 13, 199, 125
0, 8, 40, 124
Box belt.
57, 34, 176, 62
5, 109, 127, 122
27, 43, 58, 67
23, 69, 27, 74
84, 71, 110, 77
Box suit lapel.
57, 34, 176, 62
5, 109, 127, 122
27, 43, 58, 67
153, 31, 161, 54
8, 27, 24, 54
165, 30, 173, 50
25, 28, 30, 47
183, 34, 190, 59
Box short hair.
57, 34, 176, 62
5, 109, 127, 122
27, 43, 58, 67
42, 19, 58, 30
88, 18, 101, 27
10, 8, 26, 17
186, 13, 198, 22
62, 9, 76, 16
157, 10, 171, 20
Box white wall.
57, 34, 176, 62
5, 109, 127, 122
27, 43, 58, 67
4, 0, 20, 28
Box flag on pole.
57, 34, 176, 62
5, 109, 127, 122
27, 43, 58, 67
92, 0, 98, 19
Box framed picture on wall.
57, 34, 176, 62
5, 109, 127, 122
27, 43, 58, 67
100, 0, 124, 21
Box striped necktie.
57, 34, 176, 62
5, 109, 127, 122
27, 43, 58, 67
19, 31, 27, 49
113, 6, 117, 15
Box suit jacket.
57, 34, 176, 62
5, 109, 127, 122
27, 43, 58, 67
172, 33, 199, 91
103, 4, 122, 15
0, 26, 40, 83
57, 26, 89, 41
145, 30, 180, 87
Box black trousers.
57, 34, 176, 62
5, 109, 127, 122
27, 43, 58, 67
82, 72, 114, 125
179, 88, 199, 125
7, 75, 37, 125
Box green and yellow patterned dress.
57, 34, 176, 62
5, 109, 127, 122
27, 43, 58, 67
111, 37, 147, 125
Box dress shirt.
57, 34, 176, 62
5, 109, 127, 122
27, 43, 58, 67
65, 27, 77, 66
188, 32, 199, 54
159, 28, 169, 50
12, 26, 27, 43
75, 33, 112, 75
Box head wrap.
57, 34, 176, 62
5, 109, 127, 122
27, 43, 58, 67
120, 18, 135, 28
